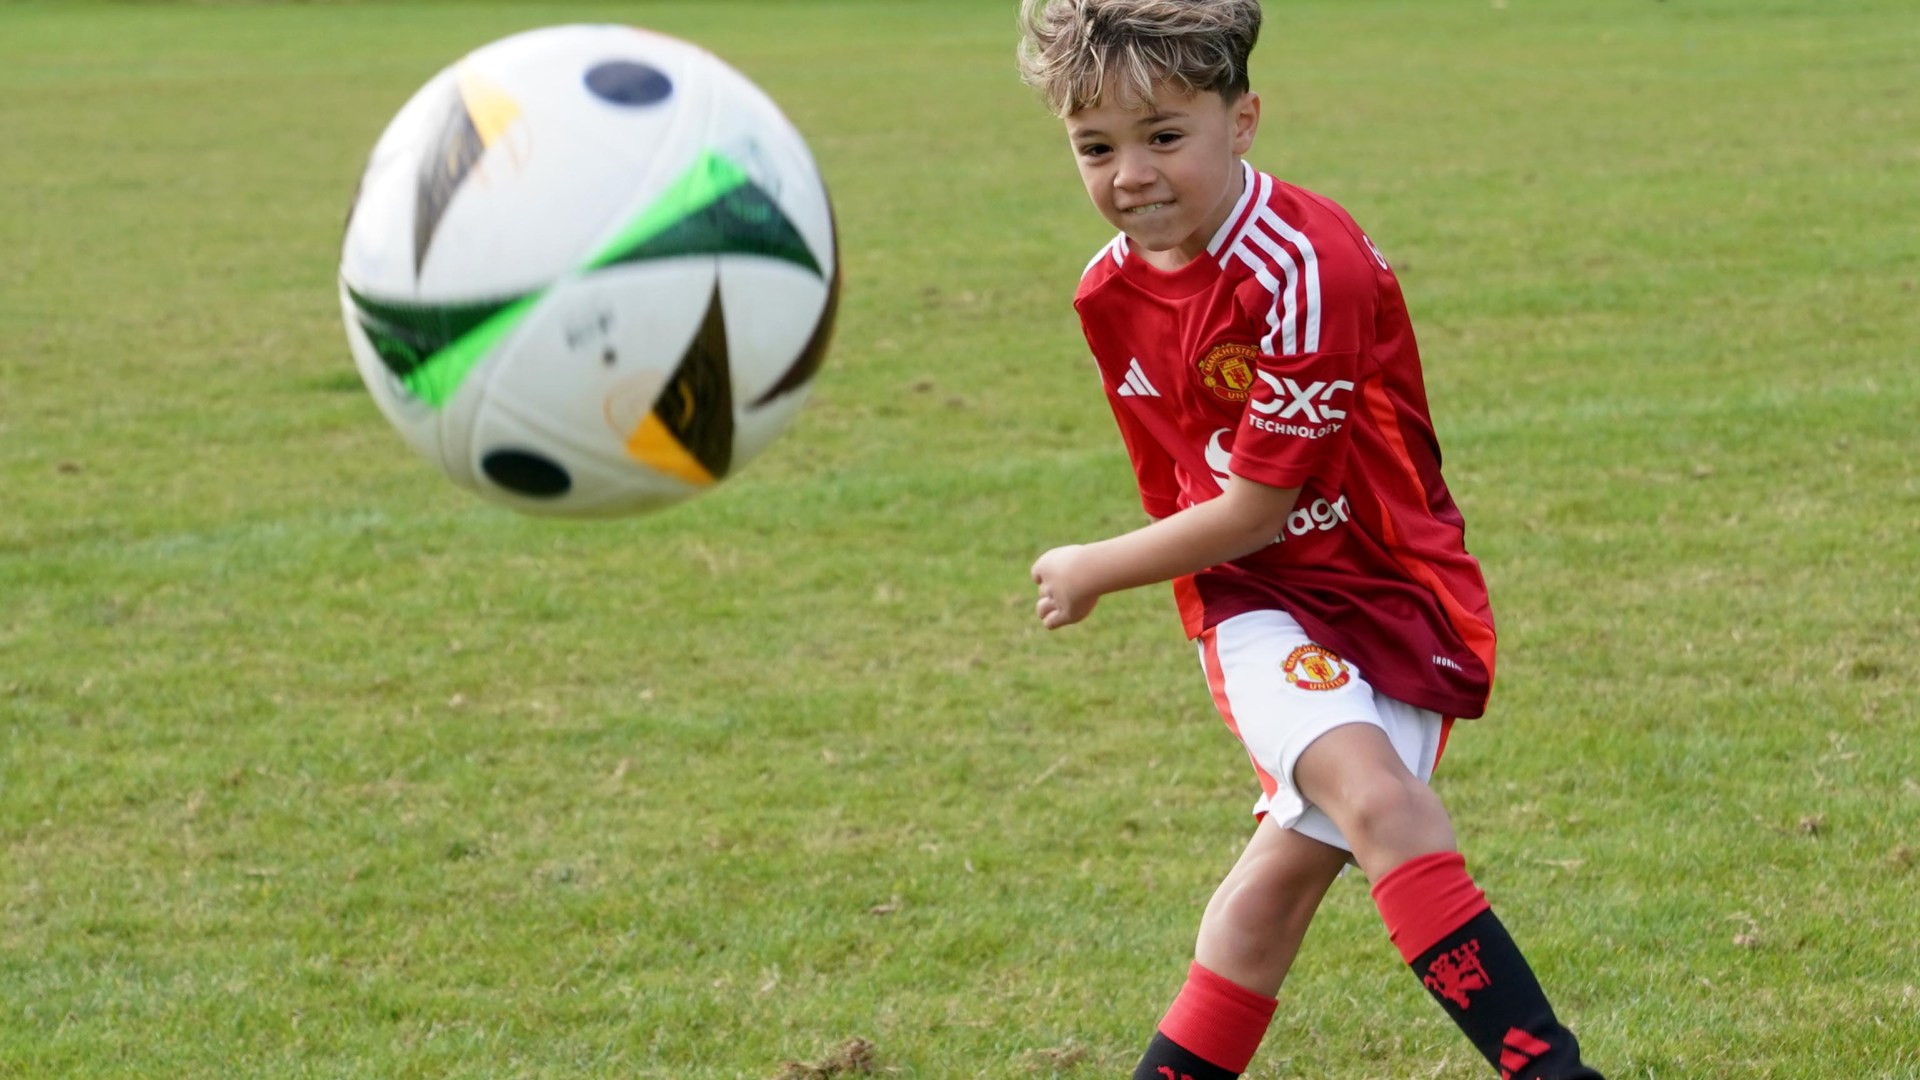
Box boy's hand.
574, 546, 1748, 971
1028, 480, 1298, 631
1031, 544, 1100, 629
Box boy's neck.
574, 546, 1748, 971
1135, 240, 1203, 273
1131, 158, 1251, 273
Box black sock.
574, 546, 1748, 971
1408, 908, 1603, 1079
1132, 1032, 1240, 1080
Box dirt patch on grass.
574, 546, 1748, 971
771, 1037, 877, 1079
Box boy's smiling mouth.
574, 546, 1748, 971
1126, 201, 1171, 215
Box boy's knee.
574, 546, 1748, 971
1329, 772, 1445, 842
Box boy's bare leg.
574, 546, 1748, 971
1291, 723, 1456, 879
1194, 815, 1348, 994
1297, 724, 1603, 1080
1131, 817, 1345, 1079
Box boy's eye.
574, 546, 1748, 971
1151, 131, 1182, 146
1078, 143, 1111, 158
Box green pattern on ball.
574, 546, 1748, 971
346, 150, 822, 410
589, 152, 822, 276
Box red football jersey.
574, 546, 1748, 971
1073, 163, 1497, 719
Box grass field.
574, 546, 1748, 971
3, 1, 1917, 1077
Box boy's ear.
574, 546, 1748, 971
1232, 92, 1261, 155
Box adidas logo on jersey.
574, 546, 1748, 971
1117, 358, 1161, 398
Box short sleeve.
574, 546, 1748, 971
1228, 349, 1361, 489
1228, 224, 1378, 490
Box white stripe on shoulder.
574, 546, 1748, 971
1080, 234, 1129, 279
1207, 162, 1263, 257
1081, 235, 1122, 278
1255, 208, 1321, 354
1228, 240, 1290, 353
1224, 197, 1324, 357
1205, 161, 1267, 259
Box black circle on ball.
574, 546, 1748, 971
482, 449, 571, 498
584, 61, 673, 106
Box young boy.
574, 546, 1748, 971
1017, 2, 1605, 1078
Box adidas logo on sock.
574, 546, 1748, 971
1498, 1027, 1553, 1080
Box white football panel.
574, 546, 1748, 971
715, 258, 827, 406
417, 27, 713, 298
475, 261, 718, 464
339, 68, 459, 298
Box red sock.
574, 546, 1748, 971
1369, 850, 1489, 963
1153, 961, 1278, 1075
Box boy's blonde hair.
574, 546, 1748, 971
1017, 0, 1262, 118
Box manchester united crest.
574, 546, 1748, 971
1196, 342, 1256, 404
1283, 644, 1351, 691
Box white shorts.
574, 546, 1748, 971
1197, 609, 1451, 852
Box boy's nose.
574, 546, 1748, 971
1113, 152, 1156, 190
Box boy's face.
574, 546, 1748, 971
1066, 82, 1260, 269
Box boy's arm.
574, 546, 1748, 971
1031, 475, 1299, 630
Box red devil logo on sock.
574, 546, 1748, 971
1423, 938, 1491, 1008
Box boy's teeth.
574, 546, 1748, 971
1130, 202, 1166, 214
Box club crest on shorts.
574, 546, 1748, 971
1195, 341, 1256, 404
1282, 643, 1350, 691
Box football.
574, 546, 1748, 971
339, 24, 838, 517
